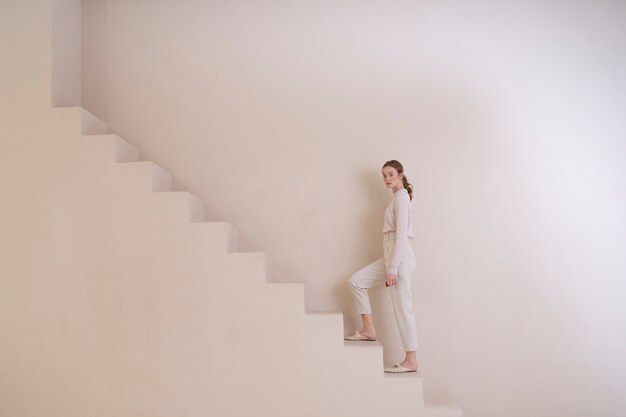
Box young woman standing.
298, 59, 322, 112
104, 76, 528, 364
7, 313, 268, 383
345, 160, 418, 373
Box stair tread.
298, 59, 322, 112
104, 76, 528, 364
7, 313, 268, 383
382, 371, 423, 379
423, 404, 464, 417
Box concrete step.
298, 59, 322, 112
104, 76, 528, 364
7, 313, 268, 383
114, 161, 172, 192
148, 191, 206, 223
51, 106, 108, 136
186, 222, 239, 254
80, 108, 108, 135
80, 134, 140, 164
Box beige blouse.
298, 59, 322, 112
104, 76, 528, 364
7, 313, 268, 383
382, 188, 414, 274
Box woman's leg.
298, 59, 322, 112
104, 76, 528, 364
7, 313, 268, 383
348, 258, 387, 340
388, 250, 418, 370
359, 314, 377, 340
402, 351, 417, 370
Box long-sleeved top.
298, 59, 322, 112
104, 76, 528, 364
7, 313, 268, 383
382, 188, 414, 275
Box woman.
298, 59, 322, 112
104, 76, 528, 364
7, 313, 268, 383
345, 160, 418, 373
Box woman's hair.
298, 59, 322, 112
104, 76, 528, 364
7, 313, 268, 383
382, 160, 413, 201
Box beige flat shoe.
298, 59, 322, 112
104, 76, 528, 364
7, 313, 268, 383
384, 363, 418, 373
344, 331, 377, 341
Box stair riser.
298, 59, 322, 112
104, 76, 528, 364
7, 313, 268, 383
79, 135, 139, 166
113, 162, 172, 193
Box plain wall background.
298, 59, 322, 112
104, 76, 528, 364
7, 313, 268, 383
51, 0, 81, 106
0, 0, 52, 112
81, 1, 626, 416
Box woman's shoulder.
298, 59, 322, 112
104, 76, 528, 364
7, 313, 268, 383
393, 188, 411, 203
395, 188, 409, 198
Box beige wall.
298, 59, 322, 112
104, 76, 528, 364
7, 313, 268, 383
51, 0, 81, 106
0, 0, 52, 112
80, 1, 626, 417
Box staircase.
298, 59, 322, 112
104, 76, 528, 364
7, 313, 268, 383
18, 106, 459, 417
0, 2, 461, 414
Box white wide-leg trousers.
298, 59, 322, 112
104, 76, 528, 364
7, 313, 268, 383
348, 233, 418, 352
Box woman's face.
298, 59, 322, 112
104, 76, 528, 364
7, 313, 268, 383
382, 166, 403, 191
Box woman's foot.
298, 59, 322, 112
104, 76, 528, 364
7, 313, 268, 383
384, 351, 418, 372
384, 363, 418, 373
358, 329, 377, 340
398, 359, 418, 372
344, 330, 377, 341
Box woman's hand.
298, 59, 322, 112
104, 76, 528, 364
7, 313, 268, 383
386, 273, 398, 287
